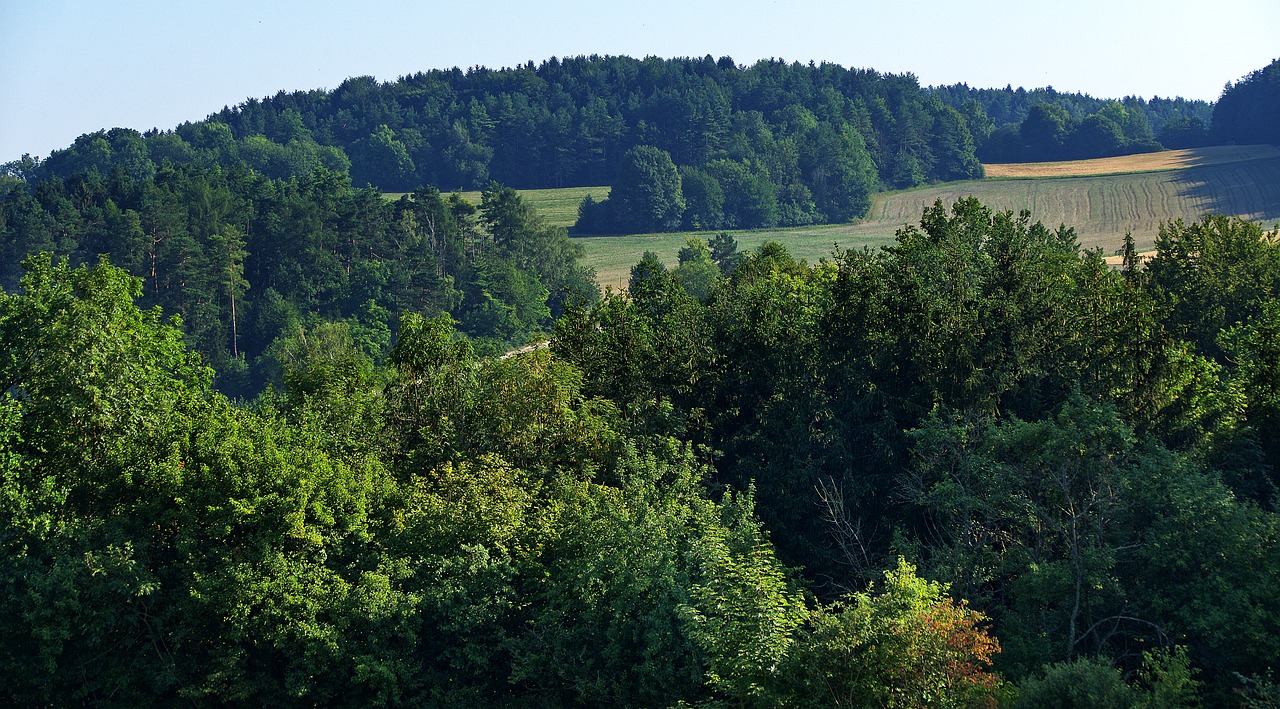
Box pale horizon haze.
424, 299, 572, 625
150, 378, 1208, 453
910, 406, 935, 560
2, 0, 1277, 163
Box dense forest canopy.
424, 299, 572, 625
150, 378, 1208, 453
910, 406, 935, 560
0, 163, 597, 396
1212, 57, 1280, 147
4, 54, 1280, 706
933, 56, 1279, 161
929, 83, 1216, 159
928, 84, 1214, 134
560, 201, 1280, 705
33, 55, 984, 195
4, 199, 1280, 705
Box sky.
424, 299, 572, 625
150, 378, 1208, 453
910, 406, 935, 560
2, 0, 1277, 163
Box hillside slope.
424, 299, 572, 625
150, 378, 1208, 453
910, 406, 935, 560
578, 146, 1280, 286
983, 144, 1280, 178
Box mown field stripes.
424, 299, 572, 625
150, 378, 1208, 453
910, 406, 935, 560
577, 154, 1280, 287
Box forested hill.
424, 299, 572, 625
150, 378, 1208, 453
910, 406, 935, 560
29, 55, 985, 198
0, 165, 599, 397
929, 84, 1214, 160
929, 57, 1280, 163
1213, 57, 1280, 146
929, 84, 1214, 134
5, 55, 1248, 236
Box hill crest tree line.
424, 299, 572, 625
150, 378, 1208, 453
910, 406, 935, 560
4, 55, 1275, 236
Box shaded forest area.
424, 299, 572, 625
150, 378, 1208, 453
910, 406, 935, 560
933, 84, 1204, 161
0, 165, 597, 396
936, 58, 1279, 162
4, 199, 1280, 706
936, 56, 1274, 163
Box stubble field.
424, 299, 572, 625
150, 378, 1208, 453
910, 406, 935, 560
577, 145, 1280, 286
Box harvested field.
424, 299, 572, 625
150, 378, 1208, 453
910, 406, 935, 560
580, 151, 1280, 287
983, 144, 1280, 178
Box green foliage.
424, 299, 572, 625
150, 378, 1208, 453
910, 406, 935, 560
1146, 214, 1280, 495
1138, 646, 1202, 709
0, 254, 210, 479
904, 389, 1280, 690
0, 256, 388, 703
674, 237, 721, 301
558, 196, 1280, 702
680, 164, 727, 230
1013, 648, 1200, 709
934, 84, 1211, 149
1070, 113, 1127, 158
1235, 672, 1280, 709
780, 559, 1006, 708
967, 94, 1170, 163
1015, 657, 1140, 709
479, 183, 597, 319
1147, 214, 1280, 361
1020, 104, 1074, 160
506, 443, 716, 705
0, 159, 595, 394
462, 255, 551, 342
1221, 300, 1280, 496
906, 396, 1159, 670
1158, 116, 1211, 150
706, 158, 780, 229
349, 125, 415, 190
1212, 58, 1280, 146
7, 192, 1280, 706
26, 56, 1001, 242
683, 487, 809, 703
611, 145, 686, 233
0, 255, 818, 706
708, 231, 743, 274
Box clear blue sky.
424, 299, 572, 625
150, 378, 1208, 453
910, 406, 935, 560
2, 0, 1277, 163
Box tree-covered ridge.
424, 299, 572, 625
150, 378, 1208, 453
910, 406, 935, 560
11, 56, 990, 207
930, 83, 1214, 135
1213, 57, 1280, 147
5, 55, 1237, 201
930, 83, 1216, 159
934, 57, 1280, 163
5, 55, 1256, 237
0, 164, 597, 396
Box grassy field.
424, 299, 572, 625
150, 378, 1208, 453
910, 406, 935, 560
386, 186, 610, 229
578, 225, 901, 292
578, 148, 1280, 286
